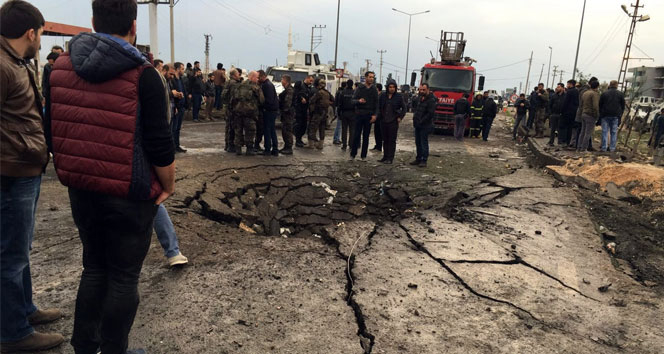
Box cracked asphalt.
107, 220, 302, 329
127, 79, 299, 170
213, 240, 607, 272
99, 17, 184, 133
30, 113, 664, 353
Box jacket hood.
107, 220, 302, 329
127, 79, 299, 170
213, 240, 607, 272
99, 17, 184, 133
69, 32, 147, 83
386, 79, 398, 89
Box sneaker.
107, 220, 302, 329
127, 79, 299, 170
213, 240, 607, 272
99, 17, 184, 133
271, 150, 279, 156
383, 160, 393, 164
378, 157, 387, 162
168, 254, 188, 267
418, 161, 427, 168
371, 146, 380, 151
0, 332, 64, 353
175, 146, 187, 153
246, 148, 256, 156
341, 145, 347, 151
295, 140, 305, 148
279, 148, 293, 155
235, 147, 243, 155
263, 150, 271, 156
349, 155, 356, 160
409, 160, 420, 166
333, 140, 342, 145
28, 308, 62, 325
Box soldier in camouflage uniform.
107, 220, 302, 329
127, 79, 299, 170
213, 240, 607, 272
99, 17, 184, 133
278, 74, 295, 154
231, 71, 264, 155
308, 80, 334, 150
534, 83, 549, 138
221, 69, 242, 152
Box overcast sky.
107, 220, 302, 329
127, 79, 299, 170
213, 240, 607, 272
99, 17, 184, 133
30, 0, 663, 93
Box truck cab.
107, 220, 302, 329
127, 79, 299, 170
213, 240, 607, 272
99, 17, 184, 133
419, 31, 476, 131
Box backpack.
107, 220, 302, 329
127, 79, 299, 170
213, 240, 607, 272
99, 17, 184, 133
232, 82, 257, 116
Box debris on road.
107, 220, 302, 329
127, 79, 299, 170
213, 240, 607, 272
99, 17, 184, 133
598, 284, 612, 293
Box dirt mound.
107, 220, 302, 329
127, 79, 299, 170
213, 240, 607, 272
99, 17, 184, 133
549, 157, 664, 200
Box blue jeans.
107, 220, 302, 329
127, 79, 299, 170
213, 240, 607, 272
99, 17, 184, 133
263, 110, 278, 152
171, 106, 184, 147
1, 175, 41, 341
333, 118, 342, 142
601, 116, 619, 152
415, 125, 433, 162
192, 93, 203, 121
154, 204, 180, 258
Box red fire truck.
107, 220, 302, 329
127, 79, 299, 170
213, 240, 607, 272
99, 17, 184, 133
419, 31, 479, 131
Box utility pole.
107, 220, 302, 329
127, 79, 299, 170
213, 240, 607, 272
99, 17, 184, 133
519, 81, 522, 94
618, 0, 650, 92
377, 50, 387, 84
537, 63, 545, 84
546, 46, 553, 88
310, 25, 326, 52
204, 34, 212, 75
138, 0, 172, 59
559, 69, 565, 83
524, 51, 533, 94
334, 0, 340, 69
572, 0, 587, 80
364, 59, 372, 75
392, 8, 430, 85
551, 65, 559, 85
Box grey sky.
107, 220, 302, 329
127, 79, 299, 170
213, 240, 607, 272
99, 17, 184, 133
31, 0, 663, 93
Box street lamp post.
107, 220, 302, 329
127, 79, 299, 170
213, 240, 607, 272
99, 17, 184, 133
546, 46, 552, 88
392, 8, 430, 85
572, 0, 587, 81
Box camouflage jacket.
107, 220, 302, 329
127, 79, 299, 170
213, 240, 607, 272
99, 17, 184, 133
309, 88, 334, 114
231, 80, 264, 116
279, 84, 294, 114
221, 77, 241, 107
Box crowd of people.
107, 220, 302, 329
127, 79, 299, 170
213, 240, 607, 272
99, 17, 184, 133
513, 78, 628, 153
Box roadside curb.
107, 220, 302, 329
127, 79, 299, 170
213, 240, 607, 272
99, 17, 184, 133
526, 137, 566, 167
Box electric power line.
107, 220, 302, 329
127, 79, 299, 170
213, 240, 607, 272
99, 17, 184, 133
476, 58, 530, 72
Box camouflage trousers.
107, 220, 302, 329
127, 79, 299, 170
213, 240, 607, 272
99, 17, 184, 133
281, 111, 294, 148
224, 107, 235, 149
234, 114, 256, 148
535, 108, 547, 136
308, 110, 327, 142
255, 112, 263, 147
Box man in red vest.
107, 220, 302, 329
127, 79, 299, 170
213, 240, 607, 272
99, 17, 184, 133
48, 0, 175, 353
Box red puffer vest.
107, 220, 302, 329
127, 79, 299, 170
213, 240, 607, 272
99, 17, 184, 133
49, 53, 162, 200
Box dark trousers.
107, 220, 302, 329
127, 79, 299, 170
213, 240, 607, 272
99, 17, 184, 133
380, 120, 398, 161
549, 113, 561, 145
558, 114, 574, 145
214, 86, 223, 110
0, 176, 40, 341
415, 125, 433, 162
340, 110, 355, 149
513, 113, 527, 139
351, 113, 372, 158
255, 114, 263, 147
527, 108, 536, 129
225, 111, 235, 149
373, 121, 382, 150
294, 112, 308, 141
263, 110, 278, 153
470, 117, 482, 138
192, 93, 203, 121
69, 188, 157, 354
482, 116, 494, 141
171, 106, 184, 148
454, 114, 466, 140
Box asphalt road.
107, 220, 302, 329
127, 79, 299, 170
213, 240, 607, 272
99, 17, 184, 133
30, 112, 664, 353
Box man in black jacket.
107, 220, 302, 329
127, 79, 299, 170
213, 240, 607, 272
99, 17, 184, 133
294, 75, 314, 147
188, 68, 205, 122
513, 93, 529, 140
453, 93, 471, 141
560, 79, 579, 146
599, 80, 625, 152
527, 87, 538, 129
258, 70, 279, 155
377, 79, 406, 164
337, 79, 356, 150
548, 83, 565, 146
350, 71, 378, 160
410, 83, 436, 167
482, 91, 497, 141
